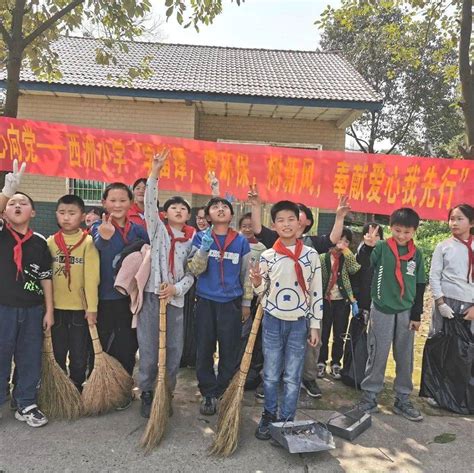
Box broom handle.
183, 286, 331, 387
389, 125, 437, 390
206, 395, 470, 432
237, 305, 264, 387
157, 285, 168, 382
43, 330, 55, 355
88, 324, 104, 355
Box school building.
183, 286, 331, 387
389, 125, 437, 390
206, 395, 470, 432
1, 36, 382, 236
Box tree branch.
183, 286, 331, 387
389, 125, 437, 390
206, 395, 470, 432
385, 110, 416, 154
349, 125, 369, 153
22, 0, 85, 47
0, 19, 12, 47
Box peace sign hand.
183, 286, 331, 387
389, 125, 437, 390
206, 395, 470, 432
151, 148, 170, 178
247, 183, 261, 206
363, 225, 380, 247
336, 195, 351, 218
2, 159, 26, 198
208, 171, 220, 197
98, 213, 116, 240
249, 259, 262, 287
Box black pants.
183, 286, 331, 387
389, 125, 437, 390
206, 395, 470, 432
195, 297, 242, 398
318, 299, 350, 367
97, 298, 138, 376
51, 309, 90, 390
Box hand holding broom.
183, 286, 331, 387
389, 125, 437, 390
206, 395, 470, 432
210, 304, 264, 457
141, 284, 171, 452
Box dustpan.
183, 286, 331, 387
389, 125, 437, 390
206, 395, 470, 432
269, 420, 336, 454
326, 408, 372, 441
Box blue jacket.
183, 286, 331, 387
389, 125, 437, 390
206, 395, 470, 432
91, 221, 149, 300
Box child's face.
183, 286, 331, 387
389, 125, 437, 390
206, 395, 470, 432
85, 212, 100, 228
4, 193, 35, 226
239, 217, 254, 240
102, 189, 131, 221
449, 207, 473, 238
56, 203, 84, 234
272, 209, 299, 239
196, 209, 209, 231
335, 236, 350, 252
133, 182, 146, 205
165, 203, 190, 226
390, 224, 416, 246
207, 202, 232, 224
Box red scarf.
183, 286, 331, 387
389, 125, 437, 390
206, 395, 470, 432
6, 223, 34, 280
386, 237, 416, 297
455, 235, 474, 283
247, 236, 259, 244
325, 250, 341, 300
273, 238, 309, 296
112, 218, 132, 244
165, 224, 195, 277
212, 228, 239, 287
53, 230, 88, 290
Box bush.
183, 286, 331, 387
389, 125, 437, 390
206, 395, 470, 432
415, 220, 450, 279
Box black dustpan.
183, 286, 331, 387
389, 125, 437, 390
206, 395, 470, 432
326, 408, 372, 441
269, 420, 336, 454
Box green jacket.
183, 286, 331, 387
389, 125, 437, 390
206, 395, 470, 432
320, 250, 361, 303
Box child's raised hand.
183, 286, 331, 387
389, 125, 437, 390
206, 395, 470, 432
98, 213, 115, 240
151, 148, 170, 177
247, 183, 261, 206
249, 260, 262, 287
200, 225, 214, 251
363, 225, 380, 247
2, 159, 26, 198
335, 195, 351, 218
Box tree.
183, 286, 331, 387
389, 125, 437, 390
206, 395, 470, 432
317, 0, 462, 157
0, 0, 244, 118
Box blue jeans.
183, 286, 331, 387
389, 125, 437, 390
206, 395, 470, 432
262, 312, 308, 420
0, 304, 44, 409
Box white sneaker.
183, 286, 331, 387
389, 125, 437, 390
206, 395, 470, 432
15, 404, 48, 427
330, 364, 342, 380
316, 363, 326, 379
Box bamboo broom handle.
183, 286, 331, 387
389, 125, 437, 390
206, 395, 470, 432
43, 330, 55, 357
237, 305, 264, 387
88, 324, 104, 355
157, 284, 168, 382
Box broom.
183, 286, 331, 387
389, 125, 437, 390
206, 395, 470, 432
37, 331, 83, 420
209, 304, 264, 457
82, 323, 134, 415
140, 287, 171, 452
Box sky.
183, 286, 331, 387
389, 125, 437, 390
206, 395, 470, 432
150, 0, 341, 50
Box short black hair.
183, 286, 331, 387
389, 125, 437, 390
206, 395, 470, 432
362, 222, 384, 240
132, 178, 147, 190
87, 206, 103, 217
270, 200, 300, 222
449, 203, 474, 234
238, 212, 252, 228
341, 227, 353, 243
103, 182, 133, 201
297, 203, 314, 234
56, 194, 85, 213
163, 196, 191, 213
13, 192, 35, 210
204, 197, 234, 216
390, 208, 420, 229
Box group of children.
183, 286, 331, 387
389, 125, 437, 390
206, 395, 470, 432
1, 155, 473, 440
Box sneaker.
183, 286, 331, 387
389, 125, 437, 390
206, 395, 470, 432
426, 397, 439, 408
115, 395, 133, 411
199, 396, 217, 416
140, 391, 153, 418
255, 410, 277, 440
316, 363, 326, 379
255, 385, 265, 399
301, 379, 322, 398
393, 398, 423, 422
330, 364, 342, 380
356, 394, 379, 414
15, 404, 48, 428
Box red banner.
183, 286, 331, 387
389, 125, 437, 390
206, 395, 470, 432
1, 117, 473, 221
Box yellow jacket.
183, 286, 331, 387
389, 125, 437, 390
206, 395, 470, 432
47, 230, 100, 312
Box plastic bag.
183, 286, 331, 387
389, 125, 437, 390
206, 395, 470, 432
340, 316, 368, 389
419, 315, 474, 415
180, 283, 197, 368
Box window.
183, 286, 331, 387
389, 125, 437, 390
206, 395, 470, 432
69, 179, 106, 204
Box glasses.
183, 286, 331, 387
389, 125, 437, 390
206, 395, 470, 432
196, 216, 207, 221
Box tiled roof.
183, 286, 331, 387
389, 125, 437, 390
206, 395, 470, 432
3, 36, 382, 106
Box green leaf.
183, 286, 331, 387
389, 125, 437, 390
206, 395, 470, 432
431, 433, 456, 444
166, 5, 174, 17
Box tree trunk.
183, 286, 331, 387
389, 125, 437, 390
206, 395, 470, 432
459, 0, 474, 159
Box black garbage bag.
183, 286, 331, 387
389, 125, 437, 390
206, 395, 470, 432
419, 315, 474, 415
180, 282, 197, 368
340, 316, 368, 389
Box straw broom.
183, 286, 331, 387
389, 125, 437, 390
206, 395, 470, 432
37, 331, 83, 420
209, 304, 264, 457
82, 323, 134, 415
141, 288, 171, 452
